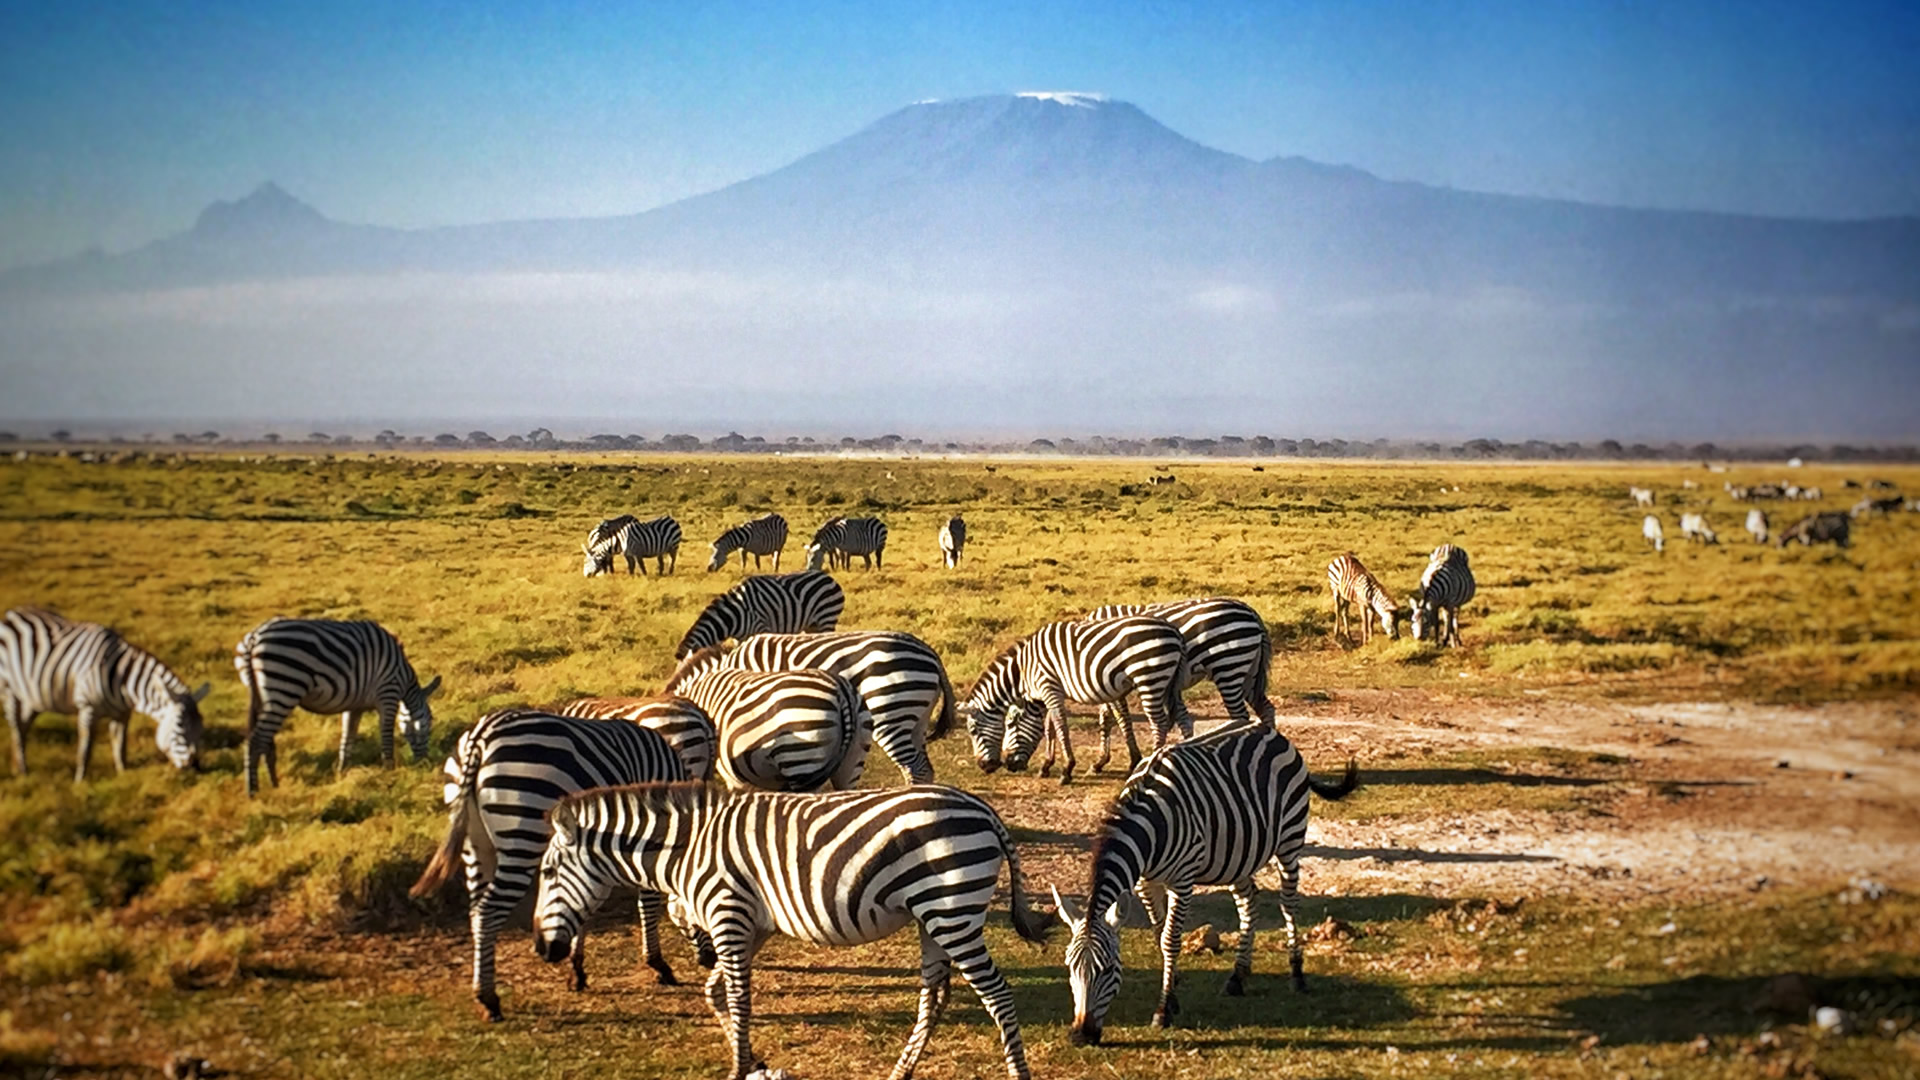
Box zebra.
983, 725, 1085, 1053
707, 512, 788, 573
962, 615, 1189, 783
1326, 553, 1400, 643
232, 617, 442, 796
1056, 721, 1358, 1045
583, 514, 682, 577
1083, 597, 1274, 725
702, 630, 955, 784
665, 647, 873, 792
1412, 543, 1476, 647
674, 571, 845, 660
1, 607, 209, 780
1629, 486, 1654, 507
1681, 512, 1719, 544
805, 516, 888, 571
532, 783, 1048, 1080
1747, 509, 1770, 545
553, 695, 717, 780
408, 707, 690, 1022
939, 515, 967, 568
1643, 515, 1665, 554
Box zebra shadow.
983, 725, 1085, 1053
1559, 971, 1920, 1045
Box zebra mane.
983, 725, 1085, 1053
964, 639, 1024, 703
546, 779, 716, 828
664, 645, 730, 694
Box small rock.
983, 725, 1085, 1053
163, 1056, 211, 1080
745, 1070, 797, 1080
1605, 953, 1627, 970
1776, 759, 1791, 769
1306, 917, 1360, 943
1756, 973, 1815, 1015
1657, 921, 1677, 935
1689, 1034, 1711, 1055
1181, 924, 1222, 955
1814, 1006, 1853, 1035
1837, 876, 1888, 905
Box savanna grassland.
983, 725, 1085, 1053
2, 451, 1917, 1079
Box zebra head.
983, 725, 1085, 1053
1409, 589, 1431, 642
581, 543, 614, 578
154, 681, 211, 770
705, 542, 729, 573
1001, 698, 1050, 773
962, 648, 1022, 771
804, 543, 829, 571
667, 893, 717, 969
1053, 885, 1124, 1047
532, 800, 620, 966
398, 674, 442, 761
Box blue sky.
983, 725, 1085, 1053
3, 0, 1917, 269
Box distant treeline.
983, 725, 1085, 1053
5, 427, 1918, 462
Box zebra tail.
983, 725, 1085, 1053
239, 639, 264, 744
989, 811, 1049, 946
930, 664, 956, 740
1250, 633, 1276, 722
1307, 756, 1360, 801
410, 727, 492, 898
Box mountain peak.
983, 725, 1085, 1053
192, 182, 329, 236
1014, 91, 1108, 108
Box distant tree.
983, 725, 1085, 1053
502, 434, 526, 448
172, 433, 192, 444
198, 431, 220, 443
307, 432, 331, 443
0, 432, 15, 443
332, 434, 354, 446
467, 430, 496, 446
1028, 438, 1056, 451
840, 437, 858, 447
262, 433, 281, 444
786, 436, 801, 445
660, 434, 701, 451
433, 433, 460, 447
527, 428, 556, 449
50, 429, 71, 443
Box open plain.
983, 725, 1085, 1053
2, 452, 1916, 1079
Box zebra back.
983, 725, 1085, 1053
671, 666, 868, 792
708, 513, 788, 569
554, 694, 717, 781
674, 572, 845, 659
582, 515, 640, 576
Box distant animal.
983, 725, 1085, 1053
1682, 479, 1699, 490
583, 514, 682, 577
1083, 597, 1275, 725
1798, 487, 1823, 501
1057, 722, 1358, 1045
1749, 484, 1786, 500
1643, 515, 1665, 554
940, 515, 967, 568
665, 648, 872, 793
1853, 495, 1904, 518
1, 607, 208, 780
1629, 487, 1654, 507
1727, 485, 1750, 501
1148, 474, 1177, 486
706, 512, 788, 573
1776, 512, 1850, 548
1746, 509, 1769, 545
533, 783, 1046, 1080
698, 630, 955, 785
674, 572, 845, 659
1412, 544, 1476, 647
1680, 513, 1719, 544
553, 695, 717, 781
964, 615, 1189, 782
1844, 479, 1862, 488
1871, 479, 1896, 490
232, 617, 442, 796
1326, 553, 1400, 644
409, 707, 689, 1022
804, 515, 888, 571
984, 465, 998, 473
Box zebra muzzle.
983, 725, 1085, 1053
534, 933, 571, 964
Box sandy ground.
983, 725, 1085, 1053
1006, 691, 1920, 907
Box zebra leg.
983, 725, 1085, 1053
1132, 879, 1165, 928
4, 697, 28, 775
1050, 702, 1077, 784
377, 701, 398, 767
710, 939, 759, 1080
337, 710, 361, 772
1278, 853, 1307, 992
1224, 880, 1258, 996
469, 883, 516, 1021
937, 921, 1031, 1080
73, 705, 99, 781
1151, 886, 1191, 1028
109, 715, 129, 774
569, 929, 589, 992
1093, 704, 1114, 773
889, 930, 953, 1080
636, 889, 678, 985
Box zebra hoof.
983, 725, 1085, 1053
649, 960, 679, 986
1224, 972, 1246, 997
477, 994, 504, 1023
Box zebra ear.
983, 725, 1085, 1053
550, 802, 578, 844
1103, 902, 1125, 929
421, 675, 443, 698
189, 681, 212, 703
1051, 885, 1084, 928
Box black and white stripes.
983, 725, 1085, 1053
232, 617, 442, 796
674, 571, 845, 659
706, 512, 789, 573
533, 783, 1048, 1080
665, 647, 872, 792
940, 515, 967, 568
805, 516, 889, 571
583, 514, 682, 577
1412, 544, 1476, 647
2, 607, 208, 780
408, 706, 689, 1021
552, 695, 717, 781
1057, 722, 1358, 1043
1326, 553, 1401, 643
1084, 597, 1274, 724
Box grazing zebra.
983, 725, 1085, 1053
553, 696, 716, 780
1629, 486, 1654, 507
1412, 543, 1476, 647
408, 707, 689, 1022
665, 647, 872, 792
533, 783, 1047, 1080
940, 515, 967, 568
1, 607, 209, 780
805, 516, 888, 571
1326, 553, 1400, 643
1056, 722, 1358, 1044
1680, 512, 1719, 544
1777, 512, 1850, 548
707, 513, 788, 573
963, 615, 1189, 782
583, 514, 682, 577
1746, 509, 1770, 545
1643, 515, 1665, 554
232, 617, 442, 796
704, 630, 955, 784
674, 571, 844, 660
1083, 597, 1274, 724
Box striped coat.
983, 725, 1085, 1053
534, 784, 1047, 1080
707, 513, 788, 573
583, 514, 682, 577
805, 516, 889, 571
409, 707, 689, 1021
1412, 544, 1476, 647
232, 617, 442, 795
709, 630, 955, 783
1326, 553, 1400, 643
665, 648, 873, 792
1058, 723, 1358, 1043
674, 571, 845, 659
1084, 597, 1274, 724
553, 695, 717, 780
963, 615, 1189, 783
1, 607, 209, 780
940, 515, 967, 568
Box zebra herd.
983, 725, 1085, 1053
583, 510, 970, 578
1632, 476, 1896, 554
1324, 544, 1478, 647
